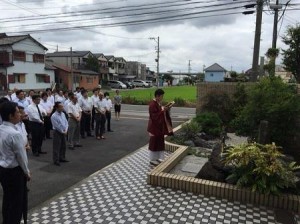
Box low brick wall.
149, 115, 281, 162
147, 141, 300, 214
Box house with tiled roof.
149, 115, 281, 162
0, 33, 54, 90
94, 53, 109, 80
204, 63, 227, 82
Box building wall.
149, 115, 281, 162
204, 71, 225, 82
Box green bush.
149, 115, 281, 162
201, 91, 234, 124
231, 77, 300, 146
174, 97, 185, 107
193, 112, 222, 136
224, 143, 300, 195
181, 120, 202, 140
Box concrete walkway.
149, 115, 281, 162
25, 145, 278, 224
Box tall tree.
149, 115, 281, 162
265, 48, 279, 77
282, 24, 300, 83
86, 55, 99, 73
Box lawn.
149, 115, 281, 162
108, 85, 197, 104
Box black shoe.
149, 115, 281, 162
39, 151, 47, 154
33, 153, 39, 157
75, 144, 82, 147
87, 134, 94, 137
81, 135, 86, 139
59, 159, 69, 163
54, 162, 60, 166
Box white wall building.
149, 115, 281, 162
0, 33, 54, 91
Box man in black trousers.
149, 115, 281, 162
27, 95, 47, 156
0, 101, 31, 224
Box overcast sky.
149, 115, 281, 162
0, 0, 299, 73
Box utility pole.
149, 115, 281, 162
272, 0, 279, 49
188, 60, 192, 74
251, 0, 264, 82
150, 36, 160, 87
70, 47, 73, 91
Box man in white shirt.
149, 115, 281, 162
90, 88, 99, 131
15, 106, 30, 151
67, 94, 82, 149
0, 101, 31, 223
27, 95, 47, 156
13, 90, 29, 111
40, 92, 53, 139
4, 89, 13, 101
26, 89, 35, 105
46, 88, 55, 106
55, 90, 65, 103
94, 92, 107, 140
104, 92, 113, 132
79, 89, 93, 138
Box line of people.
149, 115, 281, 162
0, 87, 123, 224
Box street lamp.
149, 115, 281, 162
149, 36, 160, 87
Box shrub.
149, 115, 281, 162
181, 120, 202, 140
231, 77, 300, 147
174, 97, 185, 107
224, 143, 300, 195
201, 91, 234, 124
193, 112, 222, 136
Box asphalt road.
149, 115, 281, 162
0, 105, 195, 217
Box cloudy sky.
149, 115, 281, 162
0, 0, 299, 73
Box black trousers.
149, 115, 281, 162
105, 111, 112, 131
44, 116, 52, 138
0, 166, 27, 224
80, 112, 92, 137
95, 113, 106, 137
30, 121, 44, 154
53, 130, 66, 163
91, 106, 96, 130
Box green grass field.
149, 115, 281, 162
109, 85, 197, 103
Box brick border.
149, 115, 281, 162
147, 141, 300, 214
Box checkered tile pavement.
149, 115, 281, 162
26, 146, 277, 224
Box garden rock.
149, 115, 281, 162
193, 137, 215, 148
195, 162, 226, 182
184, 140, 195, 147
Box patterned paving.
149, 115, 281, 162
26, 146, 277, 224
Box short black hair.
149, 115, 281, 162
0, 97, 9, 104
0, 101, 18, 121
68, 92, 74, 97
104, 92, 109, 97
46, 88, 51, 92
154, 89, 165, 97
81, 89, 87, 95
18, 106, 24, 110
41, 92, 48, 98
54, 101, 62, 109
32, 94, 41, 100
15, 89, 23, 96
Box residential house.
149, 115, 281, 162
46, 60, 99, 91
204, 63, 227, 82
275, 65, 293, 82
146, 67, 155, 82
94, 53, 109, 81
125, 61, 146, 80
0, 33, 54, 91
105, 55, 118, 80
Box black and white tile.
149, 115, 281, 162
27, 147, 277, 224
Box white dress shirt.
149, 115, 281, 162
68, 102, 82, 118
40, 99, 53, 114
27, 103, 46, 123
95, 99, 107, 114
13, 98, 29, 111
11, 93, 17, 101
0, 121, 30, 175
51, 111, 69, 133
104, 98, 113, 112
15, 122, 28, 146
91, 95, 99, 107
64, 99, 70, 113
26, 96, 33, 105
79, 97, 93, 112
55, 95, 65, 103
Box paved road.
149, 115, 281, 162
0, 105, 195, 217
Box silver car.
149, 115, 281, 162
108, 80, 127, 89
132, 80, 149, 88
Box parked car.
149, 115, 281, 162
107, 80, 127, 89
132, 80, 149, 88
145, 81, 153, 87
124, 81, 135, 89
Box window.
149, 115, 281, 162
36, 74, 50, 83
14, 73, 26, 83
13, 51, 26, 62
86, 77, 93, 84
33, 54, 45, 63
210, 74, 214, 77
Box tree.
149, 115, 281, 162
265, 48, 279, 77
282, 24, 300, 83
86, 55, 99, 73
